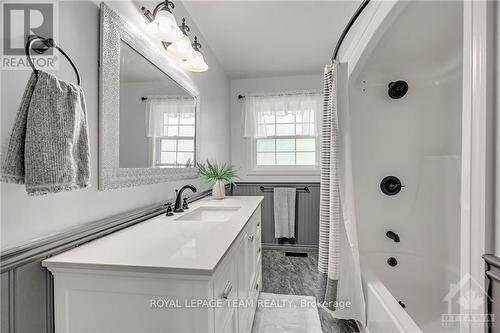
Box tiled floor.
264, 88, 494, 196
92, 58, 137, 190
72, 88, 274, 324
261, 249, 359, 333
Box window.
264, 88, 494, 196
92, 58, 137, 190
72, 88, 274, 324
255, 116, 317, 166
242, 92, 322, 173
145, 97, 196, 168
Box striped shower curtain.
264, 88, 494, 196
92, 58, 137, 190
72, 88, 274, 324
318, 61, 366, 325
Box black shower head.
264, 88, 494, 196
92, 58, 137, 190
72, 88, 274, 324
388, 80, 408, 99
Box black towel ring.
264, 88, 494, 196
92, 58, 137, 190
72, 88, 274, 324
25, 35, 81, 85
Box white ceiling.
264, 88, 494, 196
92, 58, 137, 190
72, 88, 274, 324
183, 1, 360, 79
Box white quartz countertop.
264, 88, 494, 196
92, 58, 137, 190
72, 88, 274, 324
42, 196, 263, 275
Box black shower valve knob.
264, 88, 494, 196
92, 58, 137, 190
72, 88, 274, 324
388, 80, 408, 99
380, 176, 405, 196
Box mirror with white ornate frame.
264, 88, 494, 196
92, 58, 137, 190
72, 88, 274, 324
99, 4, 200, 190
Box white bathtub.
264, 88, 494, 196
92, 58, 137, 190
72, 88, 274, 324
359, 265, 422, 333
359, 253, 460, 333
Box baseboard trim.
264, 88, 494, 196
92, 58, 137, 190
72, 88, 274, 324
262, 243, 318, 252
357, 321, 369, 333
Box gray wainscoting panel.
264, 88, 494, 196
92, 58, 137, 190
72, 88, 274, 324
14, 261, 52, 332
0, 185, 221, 333
232, 182, 320, 249
1, 272, 9, 333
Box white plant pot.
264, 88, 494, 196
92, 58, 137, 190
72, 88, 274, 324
212, 180, 225, 200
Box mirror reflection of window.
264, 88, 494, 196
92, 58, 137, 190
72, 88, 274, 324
118, 41, 196, 169
145, 97, 196, 168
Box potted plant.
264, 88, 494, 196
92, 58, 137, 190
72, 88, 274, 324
197, 160, 237, 200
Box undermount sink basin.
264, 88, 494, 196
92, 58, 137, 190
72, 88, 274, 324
174, 206, 240, 222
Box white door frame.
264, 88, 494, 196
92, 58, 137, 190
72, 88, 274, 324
460, 1, 493, 332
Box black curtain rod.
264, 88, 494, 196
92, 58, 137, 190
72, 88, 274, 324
331, 0, 371, 61
238, 91, 320, 100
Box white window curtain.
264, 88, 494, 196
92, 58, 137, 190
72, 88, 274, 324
241, 92, 322, 138
145, 96, 196, 138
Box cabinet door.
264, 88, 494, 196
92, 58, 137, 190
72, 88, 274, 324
219, 308, 238, 333
248, 215, 261, 287
214, 254, 237, 333
238, 206, 263, 333
237, 234, 250, 333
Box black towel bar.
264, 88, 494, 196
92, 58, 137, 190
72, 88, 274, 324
259, 186, 310, 193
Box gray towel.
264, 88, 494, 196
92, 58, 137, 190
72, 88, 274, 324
273, 188, 296, 238
1, 70, 90, 195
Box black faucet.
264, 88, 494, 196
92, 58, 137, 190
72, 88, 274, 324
386, 231, 400, 243
174, 184, 197, 213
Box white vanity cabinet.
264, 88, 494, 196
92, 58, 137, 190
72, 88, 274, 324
236, 210, 262, 333
43, 197, 262, 333
217, 209, 261, 333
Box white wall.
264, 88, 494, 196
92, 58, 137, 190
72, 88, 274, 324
0, 0, 230, 250
230, 74, 322, 182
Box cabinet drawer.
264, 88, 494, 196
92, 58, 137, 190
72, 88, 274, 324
213, 257, 237, 332
247, 207, 261, 234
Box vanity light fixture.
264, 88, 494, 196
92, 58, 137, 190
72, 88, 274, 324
166, 18, 196, 60
141, 1, 182, 42
182, 37, 208, 72
141, 2, 208, 72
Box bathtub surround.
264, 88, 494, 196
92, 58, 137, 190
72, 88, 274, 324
273, 188, 296, 238
338, 0, 496, 330
318, 62, 365, 323
1, 70, 90, 195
